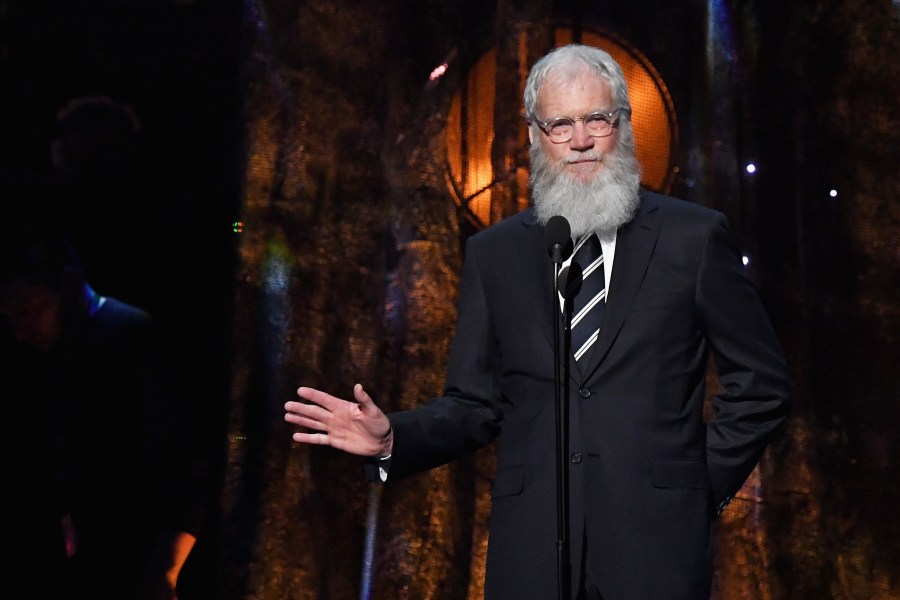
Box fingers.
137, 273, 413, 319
284, 404, 334, 448
284, 399, 332, 424
292, 431, 331, 445
296, 386, 343, 408
285, 385, 361, 443
293, 384, 373, 412
284, 412, 326, 432
285, 386, 348, 429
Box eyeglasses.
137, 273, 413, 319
531, 109, 625, 144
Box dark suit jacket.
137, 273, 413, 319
385, 191, 794, 599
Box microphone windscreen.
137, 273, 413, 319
545, 215, 573, 262
557, 263, 583, 300
545, 215, 571, 249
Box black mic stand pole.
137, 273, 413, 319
552, 264, 568, 600
555, 266, 581, 600
546, 215, 573, 600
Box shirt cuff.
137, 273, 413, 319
377, 454, 391, 482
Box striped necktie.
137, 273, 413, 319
570, 234, 606, 363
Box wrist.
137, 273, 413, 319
379, 423, 393, 458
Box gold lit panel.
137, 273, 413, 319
447, 30, 678, 228
559, 29, 677, 194
446, 52, 498, 227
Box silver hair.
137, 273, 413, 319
524, 44, 632, 122
523, 44, 636, 157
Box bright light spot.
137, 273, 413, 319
829, 189, 838, 198
745, 163, 756, 174
429, 63, 448, 81
742, 255, 750, 267
232, 221, 244, 233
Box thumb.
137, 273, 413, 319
353, 383, 390, 431
354, 383, 392, 453
353, 383, 377, 414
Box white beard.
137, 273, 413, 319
530, 143, 642, 239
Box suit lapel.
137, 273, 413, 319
576, 194, 661, 380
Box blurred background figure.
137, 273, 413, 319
44, 95, 160, 310
50, 95, 144, 186
0, 190, 212, 600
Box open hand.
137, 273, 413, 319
284, 383, 393, 457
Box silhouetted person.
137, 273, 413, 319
47, 95, 167, 310
0, 199, 211, 600
50, 95, 144, 186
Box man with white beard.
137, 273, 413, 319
527, 68, 642, 238
285, 44, 793, 600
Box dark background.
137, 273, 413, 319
0, 1, 243, 596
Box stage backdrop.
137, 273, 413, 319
217, 1, 900, 599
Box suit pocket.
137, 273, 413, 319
491, 465, 526, 498
650, 459, 710, 490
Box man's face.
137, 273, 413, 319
527, 68, 641, 238
528, 70, 619, 184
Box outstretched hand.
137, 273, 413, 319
284, 383, 393, 458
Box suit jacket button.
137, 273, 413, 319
578, 388, 591, 398
570, 452, 583, 464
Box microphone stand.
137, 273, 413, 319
554, 265, 580, 600
551, 260, 567, 600
546, 216, 573, 600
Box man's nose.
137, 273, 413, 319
568, 120, 595, 151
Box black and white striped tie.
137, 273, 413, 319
570, 234, 606, 363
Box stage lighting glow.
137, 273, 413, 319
429, 63, 448, 81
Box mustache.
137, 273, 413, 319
538, 150, 608, 180
562, 151, 605, 165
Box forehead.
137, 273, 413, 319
537, 69, 612, 117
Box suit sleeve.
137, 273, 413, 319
697, 213, 794, 514
383, 236, 504, 481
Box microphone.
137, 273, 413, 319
545, 215, 573, 264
